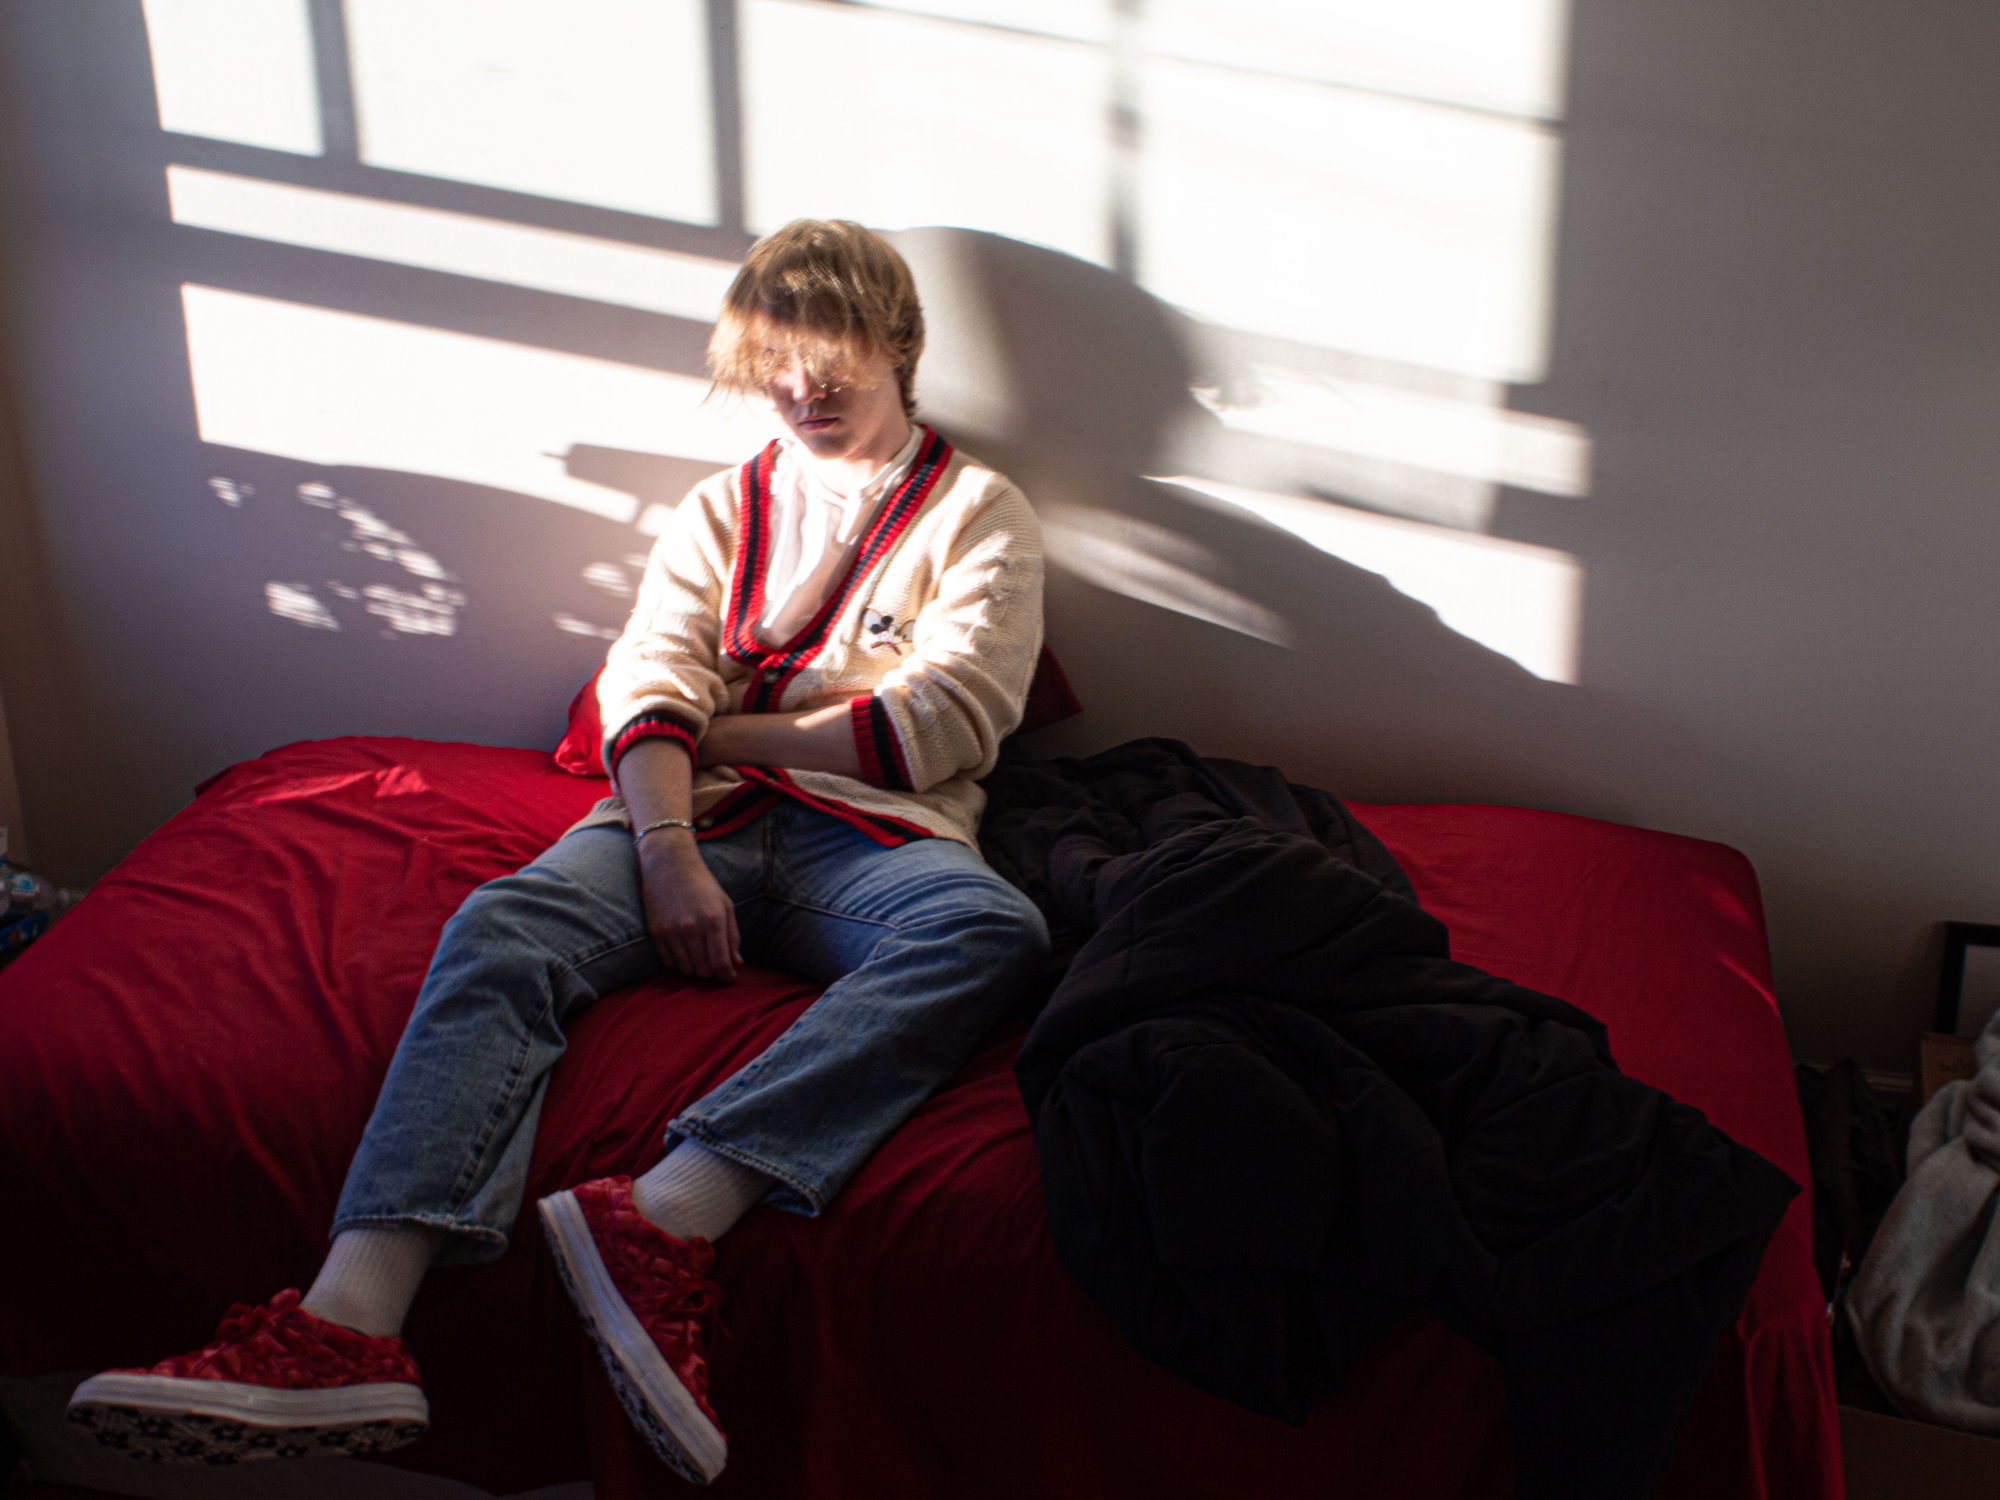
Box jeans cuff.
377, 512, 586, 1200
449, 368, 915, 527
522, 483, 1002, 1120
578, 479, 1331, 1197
330, 1212, 511, 1268
666, 1118, 826, 1217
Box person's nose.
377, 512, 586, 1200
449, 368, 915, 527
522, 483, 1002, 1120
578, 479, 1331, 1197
773, 360, 820, 406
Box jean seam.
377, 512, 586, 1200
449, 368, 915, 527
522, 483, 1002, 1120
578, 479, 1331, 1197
550, 931, 655, 982
444, 992, 551, 1213
760, 893, 902, 934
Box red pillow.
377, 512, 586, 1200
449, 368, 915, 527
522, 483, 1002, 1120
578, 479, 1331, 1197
552, 669, 609, 776
552, 647, 1082, 778
1018, 645, 1083, 735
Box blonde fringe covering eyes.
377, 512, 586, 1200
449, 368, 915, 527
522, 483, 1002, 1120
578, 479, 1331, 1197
706, 219, 926, 417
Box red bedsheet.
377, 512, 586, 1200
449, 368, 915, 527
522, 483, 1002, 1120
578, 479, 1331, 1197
0, 738, 1842, 1498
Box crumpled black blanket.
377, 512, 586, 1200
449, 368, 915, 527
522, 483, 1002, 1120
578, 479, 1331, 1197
979, 738, 1800, 1500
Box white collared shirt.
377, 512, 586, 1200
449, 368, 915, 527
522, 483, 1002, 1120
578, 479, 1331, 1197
755, 422, 923, 647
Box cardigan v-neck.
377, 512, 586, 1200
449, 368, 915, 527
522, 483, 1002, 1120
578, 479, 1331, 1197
755, 422, 924, 647
723, 424, 954, 712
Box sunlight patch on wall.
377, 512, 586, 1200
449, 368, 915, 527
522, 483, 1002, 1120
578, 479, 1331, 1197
555, 613, 621, 642
141, 0, 321, 155
1042, 503, 1292, 647
265, 581, 339, 630
738, 0, 1563, 382
854, 0, 1112, 44
1141, 0, 1568, 120
741, 0, 1111, 263
299, 481, 452, 583
181, 285, 773, 522
1156, 476, 1580, 682
360, 583, 463, 636
344, 0, 717, 224
167, 167, 741, 320
252, 480, 478, 638
1137, 64, 1560, 382
1194, 364, 1591, 498
143, 0, 1572, 389
1135, 0, 1569, 382
581, 563, 630, 596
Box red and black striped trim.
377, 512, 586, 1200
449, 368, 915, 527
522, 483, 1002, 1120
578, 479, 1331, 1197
722, 441, 782, 663
849, 695, 914, 791
693, 782, 781, 840
604, 708, 700, 779
721, 426, 955, 713
735, 766, 933, 848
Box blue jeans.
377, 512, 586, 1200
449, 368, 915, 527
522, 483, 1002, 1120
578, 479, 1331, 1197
332, 802, 1049, 1265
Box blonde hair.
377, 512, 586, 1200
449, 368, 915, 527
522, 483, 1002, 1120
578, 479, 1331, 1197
707, 220, 925, 417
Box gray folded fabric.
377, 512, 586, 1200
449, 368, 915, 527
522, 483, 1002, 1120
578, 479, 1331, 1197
1847, 1017, 2000, 1432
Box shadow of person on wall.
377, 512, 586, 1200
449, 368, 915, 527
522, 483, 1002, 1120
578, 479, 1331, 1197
882, 226, 1730, 825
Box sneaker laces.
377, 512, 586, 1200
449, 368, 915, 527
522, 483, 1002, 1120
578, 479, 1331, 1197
212, 1297, 286, 1346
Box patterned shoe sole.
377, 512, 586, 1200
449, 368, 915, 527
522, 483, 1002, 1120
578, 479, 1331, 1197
66, 1403, 427, 1464
539, 1189, 727, 1486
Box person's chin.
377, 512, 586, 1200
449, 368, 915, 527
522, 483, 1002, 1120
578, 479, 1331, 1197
794, 423, 849, 456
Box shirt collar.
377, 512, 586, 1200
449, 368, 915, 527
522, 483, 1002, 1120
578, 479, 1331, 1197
782, 422, 924, 513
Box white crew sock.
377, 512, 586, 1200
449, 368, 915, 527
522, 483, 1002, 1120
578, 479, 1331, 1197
301, 1226, 445, 1339
632, 1142, 773, 1244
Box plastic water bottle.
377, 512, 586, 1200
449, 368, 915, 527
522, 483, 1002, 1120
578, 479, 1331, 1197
3, 867, 80, 920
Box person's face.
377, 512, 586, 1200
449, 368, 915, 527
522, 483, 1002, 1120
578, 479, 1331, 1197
763, 348, 907, 463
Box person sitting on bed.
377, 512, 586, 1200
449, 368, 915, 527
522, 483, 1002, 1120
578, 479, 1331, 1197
68, 218, 1050, 1485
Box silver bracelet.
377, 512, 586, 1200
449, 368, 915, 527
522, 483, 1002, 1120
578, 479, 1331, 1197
634, 817, 698, 841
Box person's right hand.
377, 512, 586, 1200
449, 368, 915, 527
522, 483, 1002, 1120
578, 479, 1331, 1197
637, 830, 741, 981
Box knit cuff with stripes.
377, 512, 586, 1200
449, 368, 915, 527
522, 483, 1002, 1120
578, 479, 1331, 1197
604, 708, 700, 780
849, 695, 913, 791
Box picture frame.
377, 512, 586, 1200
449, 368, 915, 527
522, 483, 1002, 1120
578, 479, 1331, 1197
1934, 921, 2000, 1036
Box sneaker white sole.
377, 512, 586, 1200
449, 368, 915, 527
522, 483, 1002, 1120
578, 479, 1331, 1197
66, 1372, 428, 1464
538, 1189, 727, 1486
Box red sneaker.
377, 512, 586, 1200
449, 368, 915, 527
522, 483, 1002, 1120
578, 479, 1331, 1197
65, 1289, 428, 1464
538, 1175, 727, 1485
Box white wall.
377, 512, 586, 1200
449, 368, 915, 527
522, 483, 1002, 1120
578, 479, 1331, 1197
0, 0, 1996, 1071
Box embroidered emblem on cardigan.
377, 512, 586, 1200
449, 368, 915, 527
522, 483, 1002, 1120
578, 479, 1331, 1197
862, 609, 914, 655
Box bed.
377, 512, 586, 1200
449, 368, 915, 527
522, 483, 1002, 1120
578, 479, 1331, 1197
0, 731, 1842, 1498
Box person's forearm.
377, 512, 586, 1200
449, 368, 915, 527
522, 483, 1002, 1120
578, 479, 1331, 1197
699, 702, 862, 777
616, 736, 697, 832
613, 733, 741, 979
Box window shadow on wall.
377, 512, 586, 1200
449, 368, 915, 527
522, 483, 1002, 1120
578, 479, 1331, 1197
0, 0, 1759, 887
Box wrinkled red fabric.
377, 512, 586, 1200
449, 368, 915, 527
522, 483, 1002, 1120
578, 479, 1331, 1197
0, 739, 1840, 1499
572, 1176, 723, 1427
111, 1289, 421, 1391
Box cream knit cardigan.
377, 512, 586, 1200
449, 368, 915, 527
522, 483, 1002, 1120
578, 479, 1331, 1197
580, 426, 1043, 849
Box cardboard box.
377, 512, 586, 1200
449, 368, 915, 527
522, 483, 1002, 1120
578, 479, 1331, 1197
1920, 1032, 1978, 1104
